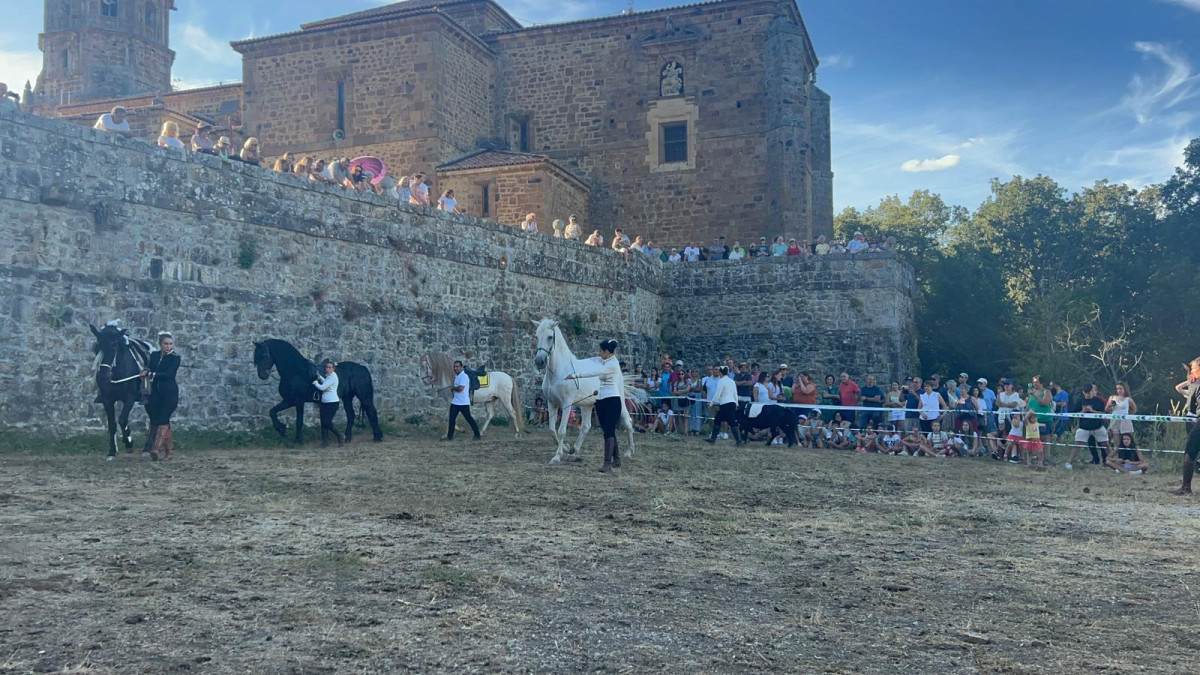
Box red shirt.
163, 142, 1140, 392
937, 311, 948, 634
786, 245, 802, 256
839, 380, 861, 407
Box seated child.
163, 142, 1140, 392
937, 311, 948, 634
879, 425, 903, 455
1105, 432, 1148, 475
928, 421, 950, 457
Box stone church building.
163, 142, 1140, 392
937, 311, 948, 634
29, 0, 833, 245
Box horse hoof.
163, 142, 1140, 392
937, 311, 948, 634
549, 457, 561, 465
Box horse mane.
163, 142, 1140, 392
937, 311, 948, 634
426, 351, 456, 384
266, 338, 318, 378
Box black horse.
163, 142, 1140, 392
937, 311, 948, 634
90, 322, 151, 459
737, 404, 799, 447
253, 339, 383, 444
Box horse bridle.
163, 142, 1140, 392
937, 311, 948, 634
98, 340, 147, 384
535, 331, 578, 390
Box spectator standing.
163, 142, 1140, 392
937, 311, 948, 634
564, 215, 583, 241
728, 242, 746, 260
439, 189, 460, 213
273, 152, 295, 174
683, 241, 700, 262
552, 219, 565, 237
1051, 381, 1070, 441
294, 155, 313, 178
1066, 384, 1110, 469
1172, 356, 1200, 495
239, 138, 261, 166
710, 237, 728, 260
859, 375, 885, 428
918, 380, 947, 433
1027, 376, 1054, 453
755, 237, 770, 258
668, 247, 682, 262
820, 374, 840, 422
309, 159, 332, 183
520, 213, 537, 232
93, 106, 133, 136
903, 381, 921, 432
157, 121, 184, 149
814, 235, 830, 255
885, 381, 906, 428
191, 123, 215, 154
585, 230, 603, 246
214, 136, 233, 159
735, 363, 754, 402
397, 176, 412, 203
977, 378, 996, 431
1105, 382, 1137, 440
792, 372, 817, 413
408, 173, 430, 206
705, 366, 743, 445
838, 372, 861, 419
847, 232, 869, 254
771, 236, 787, 257
996, 379, 1022, 422
786, 239, 803, 256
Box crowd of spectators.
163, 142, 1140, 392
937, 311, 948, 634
530, 354, 1151, 475
590, 229, 895, 261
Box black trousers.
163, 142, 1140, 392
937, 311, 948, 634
709, 403, 737, 439
319, 402, 339, 444
447, 404, 480, 439
1185, 423, 1200, 460
595, 396, 622, 439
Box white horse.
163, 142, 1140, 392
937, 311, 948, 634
420, 352, 524, 437
532, 318, 640, 464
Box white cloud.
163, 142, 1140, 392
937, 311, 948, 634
503, 0, 600, 25
821, 53, 855, 69
0, 47, 42, 93
1158, 0, 1200, 11
1120, 42, 1199, 124
900, 154, 962, 173
179, 22, 241, 67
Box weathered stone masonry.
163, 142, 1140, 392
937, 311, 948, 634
0, 115, 912, 436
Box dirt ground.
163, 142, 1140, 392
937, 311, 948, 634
1, 426, 1198, 674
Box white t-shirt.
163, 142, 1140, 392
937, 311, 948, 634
848, 239, 869, 254
658, 410, 674, 425
728, 249, 745, 260
668, 253, 682, 262
753, 382, 771, 403
438, 196, 457, 212
881, 433, 901, 450
409, 182, 429, 205
452, 371, 471, 406
998, 391, 1022, 414
94, 114, 130, 133
522, 219, 538, 232
158, 136, 184, 149
703, 376, 719, 402
683, 246, 700, 262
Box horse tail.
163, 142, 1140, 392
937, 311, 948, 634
510, 377, 524, 433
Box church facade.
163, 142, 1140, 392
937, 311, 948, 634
31, 0, 833, 245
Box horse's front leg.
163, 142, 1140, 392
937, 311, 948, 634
572, 405, 594, 455
268, 401, 290, 438
549, 404, 568, 464
118, 398, 135, 451
478, 400, 494, 436
104, 400, 118, 459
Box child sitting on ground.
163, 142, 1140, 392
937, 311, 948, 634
855, 423, 878, 454
529, 396, 549, 427
808, 415, 827, 448
830, 421, 855, 450
1106, 432, 1148, 475
945, 431, 968, 457
928, 421, 950, 457
880, 424, 903, 455
650, 402, 675, 434
900, 427, 930, 456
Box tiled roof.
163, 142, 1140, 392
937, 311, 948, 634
436, 149, 550, 171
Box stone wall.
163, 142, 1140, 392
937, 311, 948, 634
436, 162, 590, 230
660, 254, 916, 383
0, 113, 662, 434
0, 114, 911, 436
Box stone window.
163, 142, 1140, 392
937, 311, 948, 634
506, 115, 531, 153
661, 123, 688, 164
645, 97, 698, 173
100, 0, 118, 18
61, 49, 70, 73
145, 3, 157, 29
481, 184, 490, 217
336, 81, 346, 135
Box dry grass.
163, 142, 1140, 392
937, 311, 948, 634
1, 428, 1198, 673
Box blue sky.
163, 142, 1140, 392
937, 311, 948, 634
1, 0, 1197, 211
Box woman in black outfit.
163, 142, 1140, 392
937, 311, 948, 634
143, 332, 181, 461
565, 339, 626, 473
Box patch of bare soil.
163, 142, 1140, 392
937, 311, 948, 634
1, 429, 1197, 673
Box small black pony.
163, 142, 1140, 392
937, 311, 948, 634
253, 339, 383, 444
90, 322, 152, 459
737, 404, 799, 447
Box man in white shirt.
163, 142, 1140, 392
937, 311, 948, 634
409, 172, 430, 206
611, 229, 630, 253
704, 366, 743, 445
443, 360, 481, 441
847, 232, 869, 254
93, 106, 132, 136
683, 242, 700, 262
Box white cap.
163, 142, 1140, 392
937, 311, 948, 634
977, 377, 988, 385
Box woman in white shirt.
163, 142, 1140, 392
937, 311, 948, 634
1105, 381, 1137, 437
564, 215, 583, 241
565, 339, 626, 472
918, 380, 946, 433
705, 366, 743, 445
312, 360, 341, 447
521, 212, 538, 232
157, 121, 184, 149
438, 189, 459, 213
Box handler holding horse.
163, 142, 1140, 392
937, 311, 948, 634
564, 339, 625, 473
142, 331, 181, 460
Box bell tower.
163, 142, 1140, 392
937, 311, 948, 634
34, 0, 175, 106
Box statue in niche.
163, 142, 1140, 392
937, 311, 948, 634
660, 61, 683, 97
